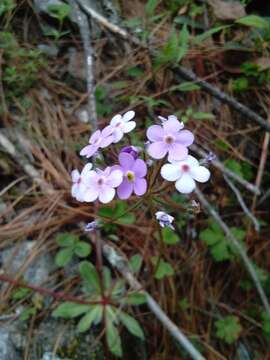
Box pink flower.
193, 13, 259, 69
71, 163, 93, 202
108, 111, 136, 143
114, 153, 147, 200
83, 167, 123, 204
146, 116, 194, 162
80, 127, 113, 158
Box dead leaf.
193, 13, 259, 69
208, 0, 246, 21
254, 57, 270, 71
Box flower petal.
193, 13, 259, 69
83, 188, 99, 202
123, 110, 135, 122
161, 163, 181, 181
80, 144, 98, 158
119, 152, 134, 169
123, 121, 136, 133
175, 173, 196, 194
163, 118, 182, 133
147, 141, 168, 159
71, 169, 80, 183
147, 125, 164, 141
191, 166, 210, 183
99, 135, 114, 148
99, 186, 115, 204
90, 129, 101, 144
107, 170, 123, 187
81, 163, 93, 177
117, 179, 133, 199
168, 143, 188, 162
134, 178, 147, 196
102, 125, 114, 137
175, 130, 194, 146
132, 159, 147, 177
112, 128, 124, 143
110, 114, 122, 126
186, 155, 199, 167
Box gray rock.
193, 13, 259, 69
1, 241, 54, 286
0, 326, 21, 360
30, 318, 104, 360
41, 352, 70, 360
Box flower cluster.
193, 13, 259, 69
71, 110, 211, 205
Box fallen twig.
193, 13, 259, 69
195, 187, 270, 316
77, 0, 270, 132
95, 241, 206, 360
70, 0, 97, 130
191, 144, 260, 195
223, 174, 260, 231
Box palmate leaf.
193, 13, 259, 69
106, 319, 122, 357
119, 311, 144, 340
55, 247, 73, 267
77, 305, 103, 333
52, 302, 91, 319
215, 316, 242, 344
74, 241, 91, 257
128, 254, 143, 273
79, 261, 101, 294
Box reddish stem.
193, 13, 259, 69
0, 274, 110, 306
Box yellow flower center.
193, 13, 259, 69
126, 171, 135, 182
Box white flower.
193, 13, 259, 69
71, 163, 93, 202
155, 211, 175, 230
161, 155, 210, 194
109, 111, 136, 143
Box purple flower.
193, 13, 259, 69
146, 117, 194, 162
83, 166, 123, 204
120, 145, 140, 159
115, 153, 147, 199
80, 126, 113, 158
155, 211, 175, 230
84, 220, 100, 232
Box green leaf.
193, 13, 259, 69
125, 292, 147, 305
192, 26, 229, 44
55, 248, 73, 267
47, 3, 71, 23
77, 305, 103, 333
52, 302, 91, 319
192, 112, 215, 120
56, 233, 77, 247
162, 227, 180, 245
74, 241, 91, 258
119, 311, 145, 339
151, 257, 175, 279
79, 261, 101, 294
215, 316, 242, 344
19, 307, 36, 321
145, 0, 160, 17
129, 254, 143, 273
236, 15, 269, 29
173, 82, 200, 92
106, 320, 122, 357
102, 266, 112, 290
111, 279, 126, 299
177, 25, 189, 62
12, 287, 31, 300
200, 220, 246, 262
